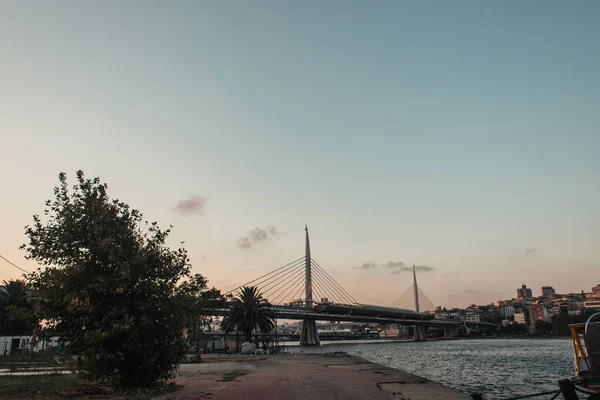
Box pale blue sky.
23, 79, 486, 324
1, 1, 598, 307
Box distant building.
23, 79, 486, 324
585, 284, 600, 310
465, 313, 480, 323
517, 284, 533, 300
528, 304, 550, 330
514, 312, 526, 325
541, 286, 556, 297
500, 305, 515, 319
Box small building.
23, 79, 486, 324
517, 284, 533, 300
541, 286, 556, 297
465, 313, 480, 323
500, 305, 515, 319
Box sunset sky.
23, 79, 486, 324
1, 1, 598, 308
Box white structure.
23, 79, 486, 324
514, 312, 526, 324
500, 305, 515, 319
465, 313, 480, 323
1, 335, 60, 356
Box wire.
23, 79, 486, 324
0, 254, 30, 274
271, 270, 307, 305
224, 257, 304, 295
264, 267, 305, 302
260, 261, 305, 296
311, 259, 359, 304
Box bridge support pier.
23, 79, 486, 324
413, 324, 426, 342
443, 327, 459, 338
300, 318, 320, 346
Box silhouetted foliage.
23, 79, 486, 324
0, 279, 37, 335
221, 286, 274, 342
177, 274, 224, 360
21, 170, 202, 386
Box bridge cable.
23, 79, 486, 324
311, 259, 360, 304
258, 260, 306, 297
392, 286, 417, 311
229, 258, 305, 296
310, 268, 347, 304
252, 258, 305, 293
391, 285, 414, 308
224, 256, 304, 295
311, 259, 358, 304
287, 273, 308, 305
312, 267, 355, 306
263, 267, 306, 303
417, 287, 436, 312
311, 265, 355, 305
270, 270, 307, 305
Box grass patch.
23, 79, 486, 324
0, 374, 181, 399
217, 370, 250, 382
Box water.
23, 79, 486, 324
293, 339, 574, 399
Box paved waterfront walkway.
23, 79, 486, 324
155, 353, 472, 400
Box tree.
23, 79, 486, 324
221, 286, 274, 342
177, 274, 224, 360
21, 170, 196, 386
0, 279, 37, 335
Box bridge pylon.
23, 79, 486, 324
300, 226, 320, 346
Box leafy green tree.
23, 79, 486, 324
21, 170, 196, 386
221, 286, 274, 342
0, 279, 37, 335
177, 274, 224, 360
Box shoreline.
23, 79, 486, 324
161, 352, 473, 399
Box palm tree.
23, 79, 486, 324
221, 286, 274, 342
0, 279, 36, 335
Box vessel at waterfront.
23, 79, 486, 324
563, 312, 600, 397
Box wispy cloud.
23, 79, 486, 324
174, 196, 205, 216
464, 289, 475, 293
525, 248, 536, 254
414, 265, 435, 272
449, 294, 457, 298
354, 260, 435, 275
237, 237, 252, 249
383, 261, 406, 269
237, 226, 280, 249
353, 262, 379, 269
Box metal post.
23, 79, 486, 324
413, 264, 420, 313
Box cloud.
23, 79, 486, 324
449, 294, 457, 298
415, 265, 435, 272
353, 262, 379, 270
174, 196, 205, 216
237, 237, 252, 249
389, 264, 435, 275
525, 248, 536, 254
353, 260, 435, 274
383, 261, 407, 269
331, 269, 339, 274
464, 289, 475, 293
237, 226, 280, 249
249, 228, 269, 242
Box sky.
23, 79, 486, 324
1, 1, 598, 308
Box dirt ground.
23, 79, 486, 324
155, 353, 473, 400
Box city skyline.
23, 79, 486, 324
1, 2, 599, 308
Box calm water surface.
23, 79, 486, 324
294, 339, 573, 399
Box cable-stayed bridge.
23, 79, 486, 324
221, 226, 464, 345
